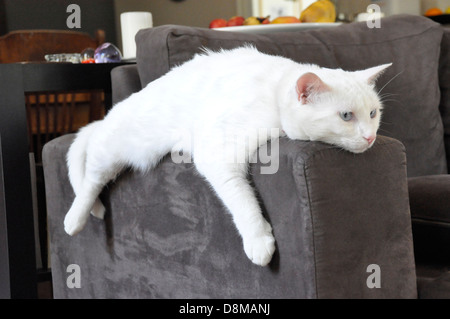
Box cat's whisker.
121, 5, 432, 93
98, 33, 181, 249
380, 95, 404, 108
379, 118, 394, 126
377, 121, 394, 135
377, 70, 403, 96
380, 119, 393, 125
381, 98, 402, 105
377, 128, 393, 135
336, 147, 346, 154
379, 92, 399, 98
379, 94, 399, 102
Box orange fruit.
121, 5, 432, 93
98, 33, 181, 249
424, 8, 443, 16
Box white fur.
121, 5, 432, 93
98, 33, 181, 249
64, 46, 390, 266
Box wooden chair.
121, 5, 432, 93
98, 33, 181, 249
0, 29, 106, 277
0, 29, 105, 63
0, 29, 106, 163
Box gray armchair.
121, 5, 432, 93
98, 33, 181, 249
43, 15, 449, 298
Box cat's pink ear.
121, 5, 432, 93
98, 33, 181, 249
356, 63, 392, 85
296, 72, 330, 104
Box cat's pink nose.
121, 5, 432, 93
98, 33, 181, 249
365, 136, 375, 145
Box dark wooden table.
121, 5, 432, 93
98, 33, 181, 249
0, 62, 129, 298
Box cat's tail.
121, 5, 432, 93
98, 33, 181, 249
66, 121, 105, 219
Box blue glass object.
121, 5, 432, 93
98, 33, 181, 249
94, 43, 122, 63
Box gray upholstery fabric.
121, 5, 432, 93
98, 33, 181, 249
251, 137, 416, 298
439, 29, 450, 170
111, 64, 141, 104
418, 270, 450, 299
409, 175, 450, 224
409, 175, 450, 264
136, 15, 447, 177
42, 15, 450, 299
43, 134, 416, 298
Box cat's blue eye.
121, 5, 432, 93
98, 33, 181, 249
370, 109, 377, 119
340, 111, 353, 121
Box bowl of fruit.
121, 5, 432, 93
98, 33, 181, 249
424, 6, 450, 24
209, 0, 341, 34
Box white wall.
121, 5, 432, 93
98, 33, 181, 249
421, 0, 450, 13
114, 0, 239, 51
250, 0, 316, 18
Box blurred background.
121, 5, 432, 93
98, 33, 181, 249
0, 0, 449, 59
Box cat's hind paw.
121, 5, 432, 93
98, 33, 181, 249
90, 199, 106, 219
243, 234, 276, 267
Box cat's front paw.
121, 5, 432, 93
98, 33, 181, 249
243, 233, 276, 267
64, 208, 89, 236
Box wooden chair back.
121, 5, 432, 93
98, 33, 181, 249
0, 29, 105, 63
0, 29, 107, 273
0, 29, 106, 163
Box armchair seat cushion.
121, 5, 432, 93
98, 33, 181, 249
418, 270, 450, 299
409, 175, 450, 224
409, 175, 450, 264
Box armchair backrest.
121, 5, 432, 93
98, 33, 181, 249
134, 15, 449, 178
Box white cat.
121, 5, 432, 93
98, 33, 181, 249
64, 46, 391, 266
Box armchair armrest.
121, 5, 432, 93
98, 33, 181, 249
251, 135, 417, 298
111, 64, 141, 105
43, 135, 417, 298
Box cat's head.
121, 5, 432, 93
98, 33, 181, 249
281, 63, 392, 153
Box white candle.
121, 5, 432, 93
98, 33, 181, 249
120, 11, 153, 60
